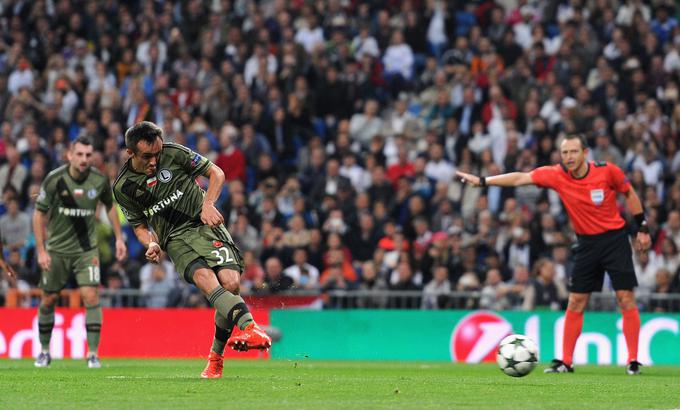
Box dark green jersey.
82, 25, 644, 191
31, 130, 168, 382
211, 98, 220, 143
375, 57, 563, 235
36, 165, 113, 254
112, 143, 212, 248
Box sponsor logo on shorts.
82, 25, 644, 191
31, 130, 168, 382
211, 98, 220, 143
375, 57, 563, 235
158, 169, 173, 183
213, 241, 223, 247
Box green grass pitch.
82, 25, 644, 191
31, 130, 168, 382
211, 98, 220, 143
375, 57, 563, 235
1, 359, 679, 409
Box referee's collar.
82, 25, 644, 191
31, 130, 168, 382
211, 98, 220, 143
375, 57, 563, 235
562, 162, 590, 180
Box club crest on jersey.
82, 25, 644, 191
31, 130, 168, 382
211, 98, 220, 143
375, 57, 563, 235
147, 177, 158, 187
590, 189, 604, 206
74, 188, 84, 197
158, 169, 173, 183
213, 241, 223, 248
87, 188, 97, 199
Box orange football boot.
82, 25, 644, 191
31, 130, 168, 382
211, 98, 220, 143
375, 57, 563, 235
227, 323, 272, 351
200, 351, 224, 379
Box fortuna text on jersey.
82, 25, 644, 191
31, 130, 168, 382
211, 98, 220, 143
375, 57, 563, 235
143, 189, 184, 217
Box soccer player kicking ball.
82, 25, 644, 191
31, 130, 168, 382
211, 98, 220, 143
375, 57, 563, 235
32, 136, 128, 368
457, 134, 651, 375
113, 122, 271, 379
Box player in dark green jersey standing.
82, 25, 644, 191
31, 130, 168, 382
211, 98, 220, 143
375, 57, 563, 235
113, 121, 271, 379
33, 136, 127, 368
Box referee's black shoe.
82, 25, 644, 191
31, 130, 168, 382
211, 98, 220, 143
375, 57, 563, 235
544, 359, 574, 373
626, 360, 642, 375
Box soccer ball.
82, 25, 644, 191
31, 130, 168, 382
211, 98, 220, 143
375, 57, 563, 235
496, 334, 538, 377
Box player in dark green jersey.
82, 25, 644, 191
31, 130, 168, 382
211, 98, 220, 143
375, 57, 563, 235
33, 136, 127, 369
113, 121, 271, 379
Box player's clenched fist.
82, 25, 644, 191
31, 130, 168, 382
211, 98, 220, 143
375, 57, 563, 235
145, 241, 161, 263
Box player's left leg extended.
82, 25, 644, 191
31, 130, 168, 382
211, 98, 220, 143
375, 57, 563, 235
616, 289, 641, 375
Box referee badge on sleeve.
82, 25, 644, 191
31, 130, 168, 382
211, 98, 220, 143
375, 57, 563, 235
590, 189, 604, 206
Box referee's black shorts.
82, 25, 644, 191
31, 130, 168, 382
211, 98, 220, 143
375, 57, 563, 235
569, 227, 637, 293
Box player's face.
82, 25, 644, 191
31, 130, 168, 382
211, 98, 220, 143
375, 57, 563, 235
131, 137, 162, 176
68, 142, 93, 174
560, 138, 587, 173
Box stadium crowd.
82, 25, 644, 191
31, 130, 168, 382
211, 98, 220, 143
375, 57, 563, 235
0, 0, 679, 311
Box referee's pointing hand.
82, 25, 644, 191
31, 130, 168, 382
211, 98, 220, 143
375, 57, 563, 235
456, 171, 482, 187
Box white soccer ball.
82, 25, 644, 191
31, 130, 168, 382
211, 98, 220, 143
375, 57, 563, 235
496, 334, 539, 377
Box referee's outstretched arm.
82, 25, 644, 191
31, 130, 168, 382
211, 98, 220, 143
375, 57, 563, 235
455, 170, 533, 188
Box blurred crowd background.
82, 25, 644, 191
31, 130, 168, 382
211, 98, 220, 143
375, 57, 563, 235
0, 0, 679, 311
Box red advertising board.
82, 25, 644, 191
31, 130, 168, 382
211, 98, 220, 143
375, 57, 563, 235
0, 308, 269, 359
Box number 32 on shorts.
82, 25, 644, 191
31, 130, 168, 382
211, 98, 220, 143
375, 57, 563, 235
211, 246, 235, 264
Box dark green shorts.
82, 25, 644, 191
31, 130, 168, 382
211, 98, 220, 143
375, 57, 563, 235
165, 224, 244, 284
40, 248, 100, 293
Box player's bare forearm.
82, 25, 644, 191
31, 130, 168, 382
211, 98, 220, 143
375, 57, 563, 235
107, 205, 127, 261
32, 209, 48, 252
106, 205, 124, 241
203, 164, 225, 206
456, 171, 534, 187
133, 224, 157, 248
200, 164, 225, 227
0, 242, 14, 277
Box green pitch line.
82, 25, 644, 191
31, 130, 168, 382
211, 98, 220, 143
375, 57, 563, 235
1, 360, 679, 410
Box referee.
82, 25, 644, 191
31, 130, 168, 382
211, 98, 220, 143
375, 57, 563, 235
457, 134, 651, 375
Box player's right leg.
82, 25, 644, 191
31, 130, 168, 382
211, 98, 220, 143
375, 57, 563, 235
200, 310, 229, 379
35, 291, 59, 367
36, 253, 70, 368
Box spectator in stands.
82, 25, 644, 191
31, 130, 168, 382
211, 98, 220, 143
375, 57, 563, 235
283, 248, 320, 290
144, 264, 174, 308
355, 260, 388, 308
349, 99, 383, 148
498, 264, 533, 310
649, 268, 680, 312
422, 265, 452, 309
634, 249, 662, 294
0, 146, 27, 195
257, 257, 294, 294
527, 258, 568, 311
0, 198, 30, 251
480, 268, 507, 310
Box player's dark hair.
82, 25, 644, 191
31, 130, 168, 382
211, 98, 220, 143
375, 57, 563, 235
72, 135, 93, 148
125, 121, 163, 152
562, 133, 588, 150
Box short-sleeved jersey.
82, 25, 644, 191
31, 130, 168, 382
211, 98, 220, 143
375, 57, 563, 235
112, 143, 212, 248
530, 161, 631, 235
36, 165, 113, 254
